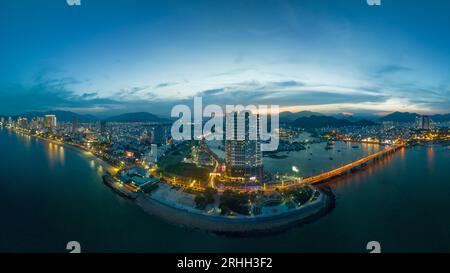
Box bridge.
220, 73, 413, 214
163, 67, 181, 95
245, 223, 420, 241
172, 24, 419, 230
288, 144, 405, 187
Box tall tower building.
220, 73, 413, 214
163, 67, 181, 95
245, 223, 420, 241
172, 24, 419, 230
20, 117, 28, 129
44, 115, 57, 129
421, 116, 430, 130
152, 125, 167, 145
416, 115, 431, 130
100, 120, 107, 135
225, 111, 263, 182
72, 116, 78, 132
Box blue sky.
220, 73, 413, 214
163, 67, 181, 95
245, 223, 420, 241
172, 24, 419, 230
0, 0, 449, 116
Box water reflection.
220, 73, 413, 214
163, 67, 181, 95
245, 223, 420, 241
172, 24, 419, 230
319, 151, 397, 189
427, 146, 435, 171
46, 142, 65, 166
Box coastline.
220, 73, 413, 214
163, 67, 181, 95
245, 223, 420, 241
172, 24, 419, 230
136, 187, 334, 235
10, 127, 118, 175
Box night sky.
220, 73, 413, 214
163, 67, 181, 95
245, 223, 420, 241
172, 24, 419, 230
1, 0, 449, 116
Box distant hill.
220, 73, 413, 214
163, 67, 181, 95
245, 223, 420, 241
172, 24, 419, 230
431, 113, 450, 122
11, 110, 98, 122
332, 113, 379, 122
378, 112, 419, 123
291, 115, 377, 128
105, 112, 169, 123
280, 111, 323, 123
379, 112, 450, 123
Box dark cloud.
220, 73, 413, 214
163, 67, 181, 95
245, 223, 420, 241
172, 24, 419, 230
155, 82, 177, 88
374, 65, 412, 78
267, 80, 305, 88
198, 88, 227, 96
81, 92, 98, 99
0, 80, 120, 115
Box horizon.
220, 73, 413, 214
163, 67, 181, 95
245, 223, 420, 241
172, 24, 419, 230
1, 108, 449, 120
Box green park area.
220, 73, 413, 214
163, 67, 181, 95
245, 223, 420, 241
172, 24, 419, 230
158, 141, 213, 182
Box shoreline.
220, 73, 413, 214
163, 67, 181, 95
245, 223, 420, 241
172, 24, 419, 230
8, 127, 118, 175
136, 186, 334, 235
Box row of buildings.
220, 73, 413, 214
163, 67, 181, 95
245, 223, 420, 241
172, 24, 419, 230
1, 115, 57, 131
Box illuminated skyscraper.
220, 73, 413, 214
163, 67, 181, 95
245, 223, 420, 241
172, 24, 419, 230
18, 117, 28, 129
145, 144, 159, 165
44, 115, 57, 129
225, 111, 263, 182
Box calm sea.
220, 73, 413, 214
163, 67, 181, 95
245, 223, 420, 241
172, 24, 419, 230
1, 127, 450, 253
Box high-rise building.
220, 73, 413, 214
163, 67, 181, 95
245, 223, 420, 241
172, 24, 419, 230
44, 115, 57, 129
0, 117, 4, 125
100, 120, 107, 135
8, 117, 12, 126
416, 115, 431, 130
36, 117, 44, 129
152, 125, 167, 145
145, 144, 159, 165
72, 116, 78, 132
422, 116, 430, 130
18, 117, 28, 129
225, 111, 263, 182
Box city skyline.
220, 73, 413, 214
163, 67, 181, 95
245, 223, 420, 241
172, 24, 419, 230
1, 0, 449, 116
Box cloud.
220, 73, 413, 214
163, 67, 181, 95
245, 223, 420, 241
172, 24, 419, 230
0, 79, 121, 115
155, 82, 177, 88
81, 92, 98, 99
376, 65, 412, 76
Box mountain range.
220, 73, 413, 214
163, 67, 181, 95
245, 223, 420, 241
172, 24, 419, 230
2, 110, 449, 126
378, 111, 450, 123
279, 111, 323, 122
105, 112, 169, 123
290, 115, 377, 128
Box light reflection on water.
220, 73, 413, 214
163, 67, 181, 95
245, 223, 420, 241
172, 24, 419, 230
46, 142, 65, 166
427, 145, 435, 171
